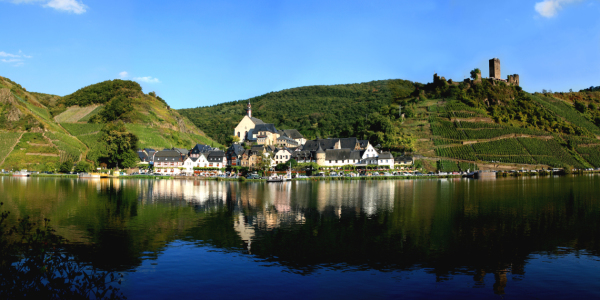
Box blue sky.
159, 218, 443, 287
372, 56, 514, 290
1, 0, 599, 109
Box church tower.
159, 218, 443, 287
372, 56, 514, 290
246, 101, 252, 118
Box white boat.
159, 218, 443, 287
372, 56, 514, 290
12, 170, 29, 177
78, 172, 101, 179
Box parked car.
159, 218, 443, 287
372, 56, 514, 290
246, 174, 261, 179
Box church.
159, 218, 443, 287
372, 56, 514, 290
233, 101, 306, 146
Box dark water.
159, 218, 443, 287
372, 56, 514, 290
2, 176, 600, 299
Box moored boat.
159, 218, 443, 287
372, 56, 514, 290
12, 170, 29, 177
78, 172, 101, 178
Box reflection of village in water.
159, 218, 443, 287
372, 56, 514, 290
3, 176, 600, 295
123, 178, 406, 242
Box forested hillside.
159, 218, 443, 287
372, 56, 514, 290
179, 80, 415, 145
180, 73, 600, 170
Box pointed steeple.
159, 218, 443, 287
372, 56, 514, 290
316, 141, 325, 153
246, 100, 252, 118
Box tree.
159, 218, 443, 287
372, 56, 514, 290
74, 161, 92, 173
257, 153, 272, 174
470, 68, 481, 80
574, 101, 587, 113
43, 162, 55, 172
99, 96, 134, 122
226, 135, 240, 145
59, 160, 73, 173
96, 121, 139, 169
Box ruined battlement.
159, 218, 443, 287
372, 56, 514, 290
507, 74, 519, 86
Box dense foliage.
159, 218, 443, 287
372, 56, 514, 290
89, 95, 134, 123
179, 79, 416, 145
88, 121, 139, 169
61, 80, 142, 107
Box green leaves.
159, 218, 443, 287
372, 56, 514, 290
94, 121, 139, 169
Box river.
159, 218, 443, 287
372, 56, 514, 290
1, 176, 600, 299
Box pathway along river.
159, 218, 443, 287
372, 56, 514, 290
1, 176, 600, 299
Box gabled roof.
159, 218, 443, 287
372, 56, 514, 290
174, 148, 189, 155
324, 149, 362, 161
154, 150, 184, 161
275, 147, 292, 154
251, 145, 265, 152
207, 151, 226, 162
303, 139, 338, 151
227, 144, 245, 156
378, 152, 394, 159
186, 156, 200, 162
190, 144, 214, 154
254, 123, 277, 133
358, 140, 370, 148
137, 151, 149, 161
207, 150, 225, 158
339, 137, 360, 149
282, 129, 304, 140
250, 117, 265, 125
302, 138, 359, 151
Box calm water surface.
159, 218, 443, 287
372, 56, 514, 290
2, 176, 600, 299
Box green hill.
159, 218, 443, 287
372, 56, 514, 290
0, 76, 221, 171
179, 79, 415, 145
179, 75, 600, 171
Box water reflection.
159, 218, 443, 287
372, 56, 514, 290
2, 176, 600, 296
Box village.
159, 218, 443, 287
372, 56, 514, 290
136, 101, 414, 177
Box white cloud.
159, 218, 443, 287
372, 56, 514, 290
119, 71, 128, 78
0, 51, 19, 58
6, 0, 87, 14
535, 0, 581, 18
45, 0, 86, 14
0, 50, 31, 66
133, 76, 160, 84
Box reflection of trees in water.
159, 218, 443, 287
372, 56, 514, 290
225, 179, 600, 295
2, 177, 600, 294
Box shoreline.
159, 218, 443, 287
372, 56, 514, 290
2, 171, 597, 181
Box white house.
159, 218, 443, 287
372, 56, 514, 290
183, 153, 209, 175
273, 148, 293, 165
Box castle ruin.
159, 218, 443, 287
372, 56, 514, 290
489, 58, 501, 79
433, 58, 520, 87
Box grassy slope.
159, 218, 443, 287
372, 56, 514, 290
56, 80, 223, 149
1, 132, 60, 170
0, 76, 222, 170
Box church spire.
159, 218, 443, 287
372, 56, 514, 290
247, 100, 252, 118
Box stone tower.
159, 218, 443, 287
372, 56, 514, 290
489, 58, 500, 79
507, 74, 520, 86
246, 101, 252, 118
315, 142, 325, 166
